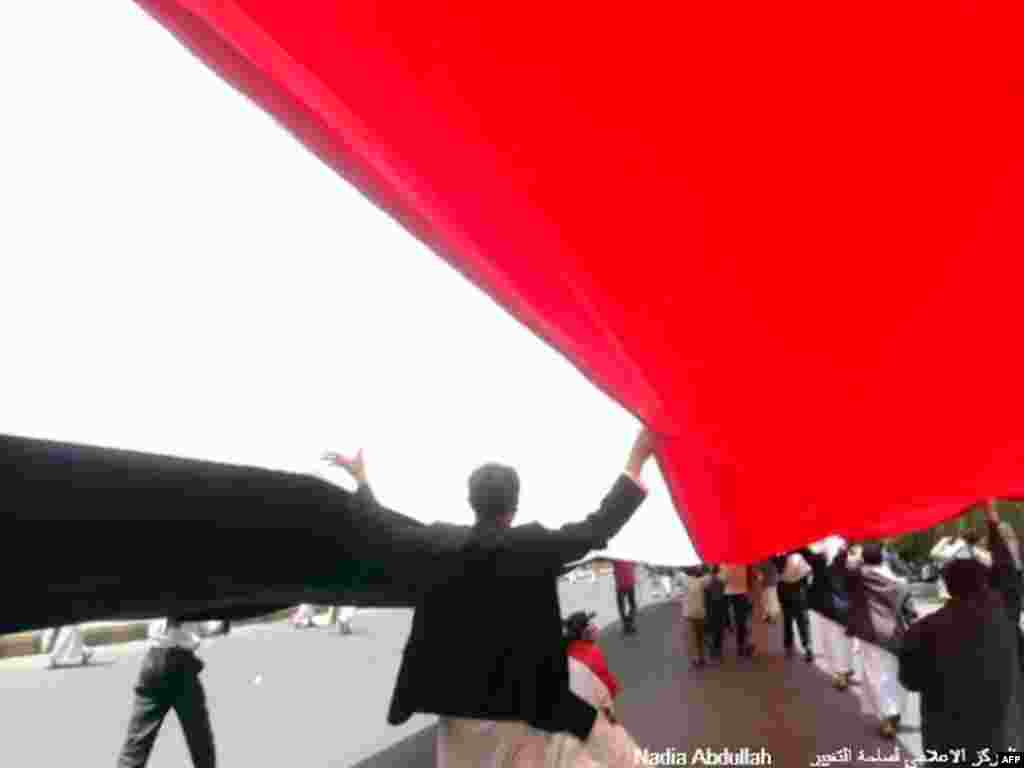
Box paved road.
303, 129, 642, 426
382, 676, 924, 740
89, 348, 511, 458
1, 576, 924, 766
358, 587, 923, 768
0, 577, 648, 767
1, 610, 436, 767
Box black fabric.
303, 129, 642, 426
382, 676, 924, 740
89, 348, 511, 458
384, 475, 647, 740
117, 647, 215, 768
802, 548, 849, 625
724, 594, 752, 651
778, 581, 811, 651
1, 433, 460, 635
987, 520, 1023, 626
899, 590, 1022, 753
705, 576, 728, 656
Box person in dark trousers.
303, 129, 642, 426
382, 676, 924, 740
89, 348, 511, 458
985, 501, 1023, 629
775, 551, 814, 662
612, 560, 639, 634
323, 428, 655, 767
720, 564, 755, 656
900, 558, 1022, 756
704, 565, 728, 662
116, 617, 216, 768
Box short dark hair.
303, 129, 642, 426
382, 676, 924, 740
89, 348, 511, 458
861, 542, 884, 565
943, 558, 989, 599
963, 528, 982, 546
468, 463, 519, 524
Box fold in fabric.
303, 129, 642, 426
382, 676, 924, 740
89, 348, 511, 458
92, 3, 1024, 561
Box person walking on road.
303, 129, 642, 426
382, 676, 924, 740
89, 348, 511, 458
720, 564, 755, 657
45, 624, 94, 668
612, 560, 639, 635
115, 616, 216, 768
840, 542, 915, 739
900, 558, 1022, 755
680, 566, 713, 667
705, 566, 728, 662
323, 427, 655, 768
334, 606, 358, 635
776, 551, 814, 662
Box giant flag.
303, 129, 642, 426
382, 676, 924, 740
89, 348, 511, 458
129, 1, 1023, 561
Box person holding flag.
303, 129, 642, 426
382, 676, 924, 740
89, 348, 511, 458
323, 427, 655, 768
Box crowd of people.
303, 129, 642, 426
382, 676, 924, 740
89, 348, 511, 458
674, 501, 1024, 757
290, 604, 359, 634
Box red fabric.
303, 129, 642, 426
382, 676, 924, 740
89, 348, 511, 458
568, 640, 620, 701
133, 1, 1024, 562
612, 561, 636, 589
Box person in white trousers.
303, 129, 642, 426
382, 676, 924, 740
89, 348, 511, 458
842, 542, 913, 738
467, 611, 640, 768
45, 625, 94, 668
808, 537, 859, 690
335, 606, 358, 635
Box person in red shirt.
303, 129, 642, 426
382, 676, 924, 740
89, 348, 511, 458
612, 560, 638, 634
564, 612, 621, 717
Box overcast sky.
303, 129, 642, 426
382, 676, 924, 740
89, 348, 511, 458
1, 2, 698, 567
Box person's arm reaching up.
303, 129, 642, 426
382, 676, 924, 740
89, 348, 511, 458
519, 428, 655, 563
321, 448, 452, 556
986, 499, 1019, 571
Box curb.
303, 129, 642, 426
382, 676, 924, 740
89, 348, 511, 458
0, 609, 295, 661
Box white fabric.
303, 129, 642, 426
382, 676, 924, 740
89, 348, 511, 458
440, 645, 639, 767
779, 553, 811, 583
761, 585, 781, 620
821, 536, 847, 564
860, 642, 907, 719
49, 626, 89, 665
291, 604, 316, 627
337, 606, 358, 623
148, 619, 201, 651
812, 613, 856, 677
568, 657, 612, 712
40, 627, 59, 655
583, 714, 642, 767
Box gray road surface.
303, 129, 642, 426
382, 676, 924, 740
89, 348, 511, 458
1, 575, 925, 766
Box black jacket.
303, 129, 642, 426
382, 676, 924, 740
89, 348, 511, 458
987, 520, 1023, 626
801, 548, 849, 624
900, 590, 1021, 753
383, 474, 647, 740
